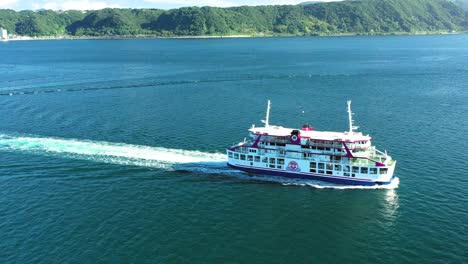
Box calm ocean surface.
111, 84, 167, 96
0, 35, 467, 263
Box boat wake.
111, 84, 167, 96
0, 133, 398, 189
276, 176, 400, 190
0, 133, 226, 169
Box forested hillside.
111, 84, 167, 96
0, 0, 467, 37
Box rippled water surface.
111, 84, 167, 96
0, 36, 467, 263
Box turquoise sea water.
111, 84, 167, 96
0, 36, 467, 263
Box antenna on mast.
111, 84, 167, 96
261, 100, 271, 127
347, 100, 359, 133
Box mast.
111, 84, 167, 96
261, 100, 271, 127
347, 100, 359, 133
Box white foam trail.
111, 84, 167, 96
225, 173, 399, 190
0, 134, 226, 168
278, 176, 400, 189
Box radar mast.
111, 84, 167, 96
347, 100, 359, 133
261, 100, 271, 127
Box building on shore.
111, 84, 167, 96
0, 27, 8, 40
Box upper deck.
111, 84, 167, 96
248, 125, 371, 143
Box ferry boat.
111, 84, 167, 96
227, 101, 397, 186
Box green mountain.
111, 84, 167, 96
0, 0, 467, 37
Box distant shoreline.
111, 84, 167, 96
5, 34, 253, 41
1, 0, 467, 43
4, 31, 465, 42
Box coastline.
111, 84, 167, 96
3, 31, 465, 42
5, 34, 254, 41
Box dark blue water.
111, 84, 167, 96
0, 36, 467, 263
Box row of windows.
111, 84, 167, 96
307, 140, 341, 146
251, 136, 367, 145
308, 140, 367, 146
228, 152, 285, 165
353, 141, 368, 145
228, 152, 388, 175
239, 147, 347, 160
303, 153, 342, 161
260, 142, 287, 147
310, 162, 387, 175
302, 146, 343, 152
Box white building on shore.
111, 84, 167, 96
0, 27, 8, 40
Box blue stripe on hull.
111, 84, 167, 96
228, 163, 391, 186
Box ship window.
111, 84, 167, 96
344, 172, 350, 177
361, 167, 368, 174
326, 163, 333, 170
276, 165, 282, 169
370, 168, 377, 174
380, 168, 388, 174
269, 158, 276, 164
228, 152, 233, 158
234, 153, 239, 159
334, 165, 342, 171
254, 156, 260, 162
262, 157, 268, 163
352, 166, 359, 173
326, 171, 333, 175
310, 169, 316, 173
249, 149, 257, 153
325, 148, 330, 151
318, 170, 324, 174
247, 155, 253, 161
240, 154, 246, 160
310, 162, 316, 168
318, 163, 324, 169
335, 156, 341, 161
344, 166, 350, 172
317, 147, 324, 151
278, 159, 284, 165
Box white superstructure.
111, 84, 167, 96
227, 101, 397, 186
